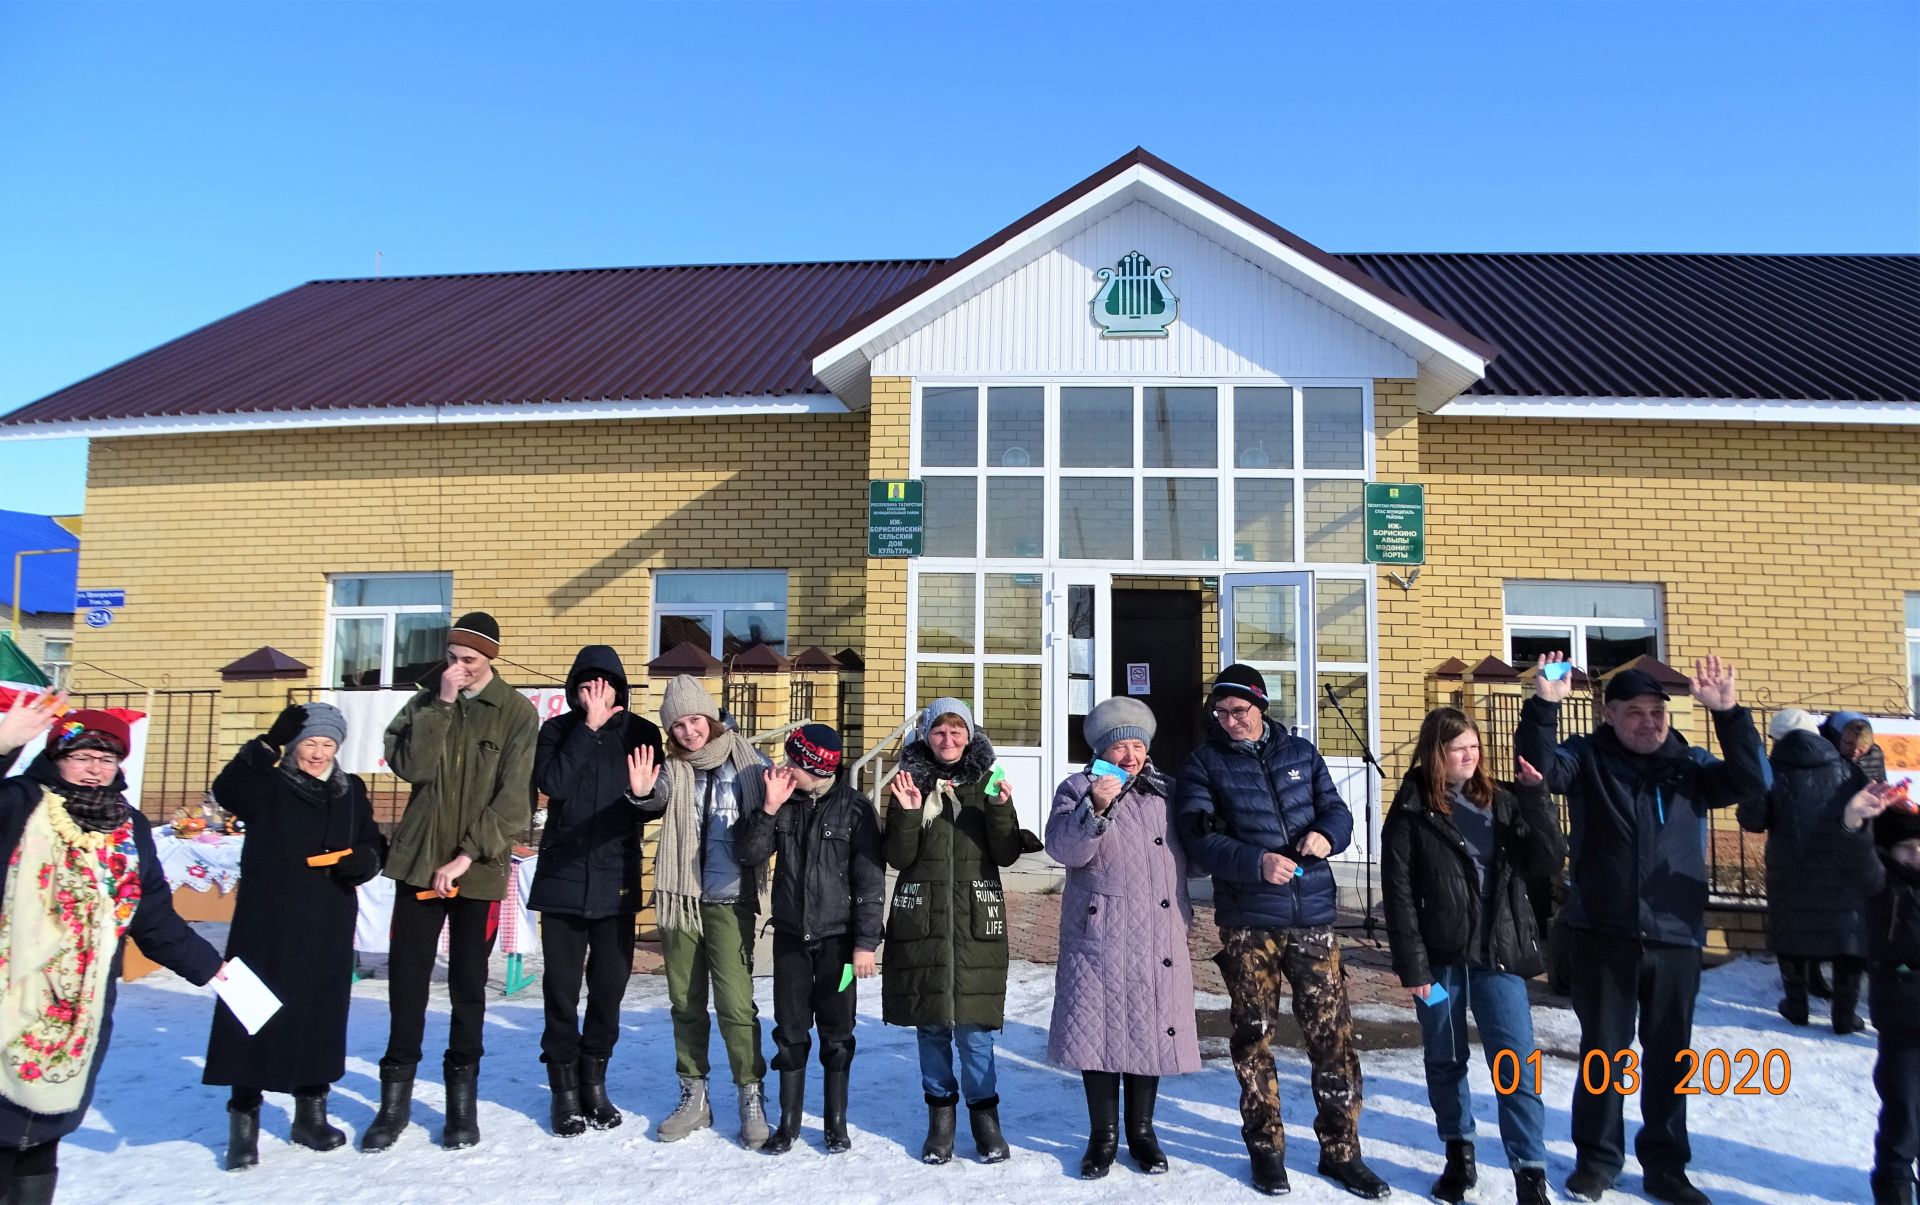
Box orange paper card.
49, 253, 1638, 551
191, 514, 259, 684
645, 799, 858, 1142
305, 848, 352, 867
415, 887, 459, 900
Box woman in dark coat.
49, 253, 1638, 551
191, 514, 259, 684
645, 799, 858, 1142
203, 702, 383, 1170
529, 645, 662, 1136
1382, 705, 1563, 1205
1739, 708, 1872, 1033
882, 697, 1021, 1167
0, 702, 224, 1205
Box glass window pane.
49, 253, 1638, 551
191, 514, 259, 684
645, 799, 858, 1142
1234, 478, 1296, 562
1503, 582, 1660, 622
1314, 578, 1368, 664
723, 609, 786, 657
915, 663, 975, 716
329, 616, 385, 688
983, 663, 1042, 746
1316, 673, 1370, 758
656, 571, 787, 606
1143, 387, 1217, 469
1143, 478, 1218, 561
920, 386, 978, 468
1586, 625, 1658, 677
659, 613, 714, 656
1904, 593, 1920, 630
917, 573, 975, 655
1231, 585, 1300, 665
985, 478, 1044, 558
987, 387, 1044, 468
1303, 479, 1364, 563
1302, 387, 1365, 469
1910, 639, 1919, 711
1509, 627, 1574, 667
1060, 387, 1132, 468
1234, 386, 1295, 469
1059, 479, 1132, 560
330, 573, 451, 608
393, 613, 450, 686
984, 573, 1042, 655
923, 477, 978, 558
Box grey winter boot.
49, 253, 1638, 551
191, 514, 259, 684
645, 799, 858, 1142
738, 1080, 771, 1150
656, 1075, 711, 1142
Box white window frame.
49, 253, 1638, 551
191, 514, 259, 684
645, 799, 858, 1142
1906, 592, 1919, 713
650, 569, 790, 660
322, 571, 453, 689
1502, 581, 1666, 671
40, 638, 72, 690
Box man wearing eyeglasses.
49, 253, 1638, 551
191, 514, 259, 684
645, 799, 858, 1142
1176, 664, 1387, 1199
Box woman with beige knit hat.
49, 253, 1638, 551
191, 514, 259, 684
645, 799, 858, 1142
632, 674, 771, 1149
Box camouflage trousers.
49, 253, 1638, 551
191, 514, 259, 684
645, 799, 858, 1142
1214, 923, 1363, 1162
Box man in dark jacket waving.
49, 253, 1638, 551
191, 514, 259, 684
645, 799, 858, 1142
1518, 654, 1769, 1205
1176, 664, 1388, 1200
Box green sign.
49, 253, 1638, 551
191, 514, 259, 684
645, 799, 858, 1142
867, 479, 924, 557
1364, 482, 1425, 565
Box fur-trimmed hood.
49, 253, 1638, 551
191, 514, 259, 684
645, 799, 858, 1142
898, 730, 997, 791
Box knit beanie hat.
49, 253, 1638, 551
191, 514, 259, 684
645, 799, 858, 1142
1084, 696, 1156, 756
290, 701, 349, 749
1768, 708, 1819, 741
918, 696, 974, 742
785, 723, 843, 778
1210, 663, 1269, 712
1876, 799, 1920, 849
448, 611, 501, 660
52, 709, 132, 759
660, 674, 721, 728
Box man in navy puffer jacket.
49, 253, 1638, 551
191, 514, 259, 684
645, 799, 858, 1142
1177, 664, 1387, 1200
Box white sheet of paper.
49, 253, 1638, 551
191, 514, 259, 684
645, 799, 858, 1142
212, 956, 283, 1036
1068, 679, 1094, 713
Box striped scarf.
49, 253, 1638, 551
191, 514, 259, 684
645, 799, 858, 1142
652, 729, 766, 935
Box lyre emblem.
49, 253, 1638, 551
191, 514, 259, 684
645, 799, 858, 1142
1090, 251, 1178, 338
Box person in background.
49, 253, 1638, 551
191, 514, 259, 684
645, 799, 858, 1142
368, 612, 538, 1153
0, 704, 225, 1205
529, 646, 663, 1136
204, 703, 384, 1170
1044, 697, 1199, 1181
883, 698, 1021, 1167
734, 723, 883, 1156
1850, 783, 1919, 1204
1382, 706, 1562, 1205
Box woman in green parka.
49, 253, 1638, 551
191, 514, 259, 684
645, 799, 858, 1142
883, 697, 1021, 1168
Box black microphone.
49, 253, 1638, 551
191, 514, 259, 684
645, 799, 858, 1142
1323, 682, 1340, 705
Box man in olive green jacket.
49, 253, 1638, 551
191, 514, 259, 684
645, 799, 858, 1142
363, 611, 538, 1154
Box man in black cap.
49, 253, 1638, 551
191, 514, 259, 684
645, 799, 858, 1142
1176, 664, 1388, 1199
1517, 653, 1769, 1205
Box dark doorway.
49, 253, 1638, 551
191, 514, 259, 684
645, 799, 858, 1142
1105, 589, 1205, 777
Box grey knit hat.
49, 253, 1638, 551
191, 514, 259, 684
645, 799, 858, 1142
918, 696, 974, 742
292, 702, 349, 749
659, 674, 720, 728
1084, 696, 1156, 757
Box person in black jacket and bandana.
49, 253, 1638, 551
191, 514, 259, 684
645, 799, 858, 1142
1518, 654, 1769, 1205
1849, 788, 1920, 1205
734, 723, 883, 1156
1383, 706, 1563, 1205
1175, 664, 1388, 1200
529, 646, 664, 1136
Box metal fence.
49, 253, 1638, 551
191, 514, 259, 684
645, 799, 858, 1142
73, 688, 221, 825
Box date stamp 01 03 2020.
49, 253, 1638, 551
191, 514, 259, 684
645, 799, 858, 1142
1490, 1048, 1793, 1097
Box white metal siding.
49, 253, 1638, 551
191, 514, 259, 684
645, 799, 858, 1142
873, 199, 1416, 380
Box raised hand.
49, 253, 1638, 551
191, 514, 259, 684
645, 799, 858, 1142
264, 703, 307, 750
889, 773, 923, 812
1845, 787, 1892, 831
1087, 773, 1125, 812
1515, 755, 1545, 787
1532, 653, 1573, 703
581, 678, 623, 731
627, 745, 660, 798
0, 690, 65, 755
763, 765, 796, 813
1690, 655, 1738, 711
437, 660, 469, 704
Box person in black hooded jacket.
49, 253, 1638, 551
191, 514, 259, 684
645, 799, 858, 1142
1835, 785, 1913, 1204
528, 645, 664, 1136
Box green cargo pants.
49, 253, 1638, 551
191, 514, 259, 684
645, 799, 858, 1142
659, 901, 766, 1084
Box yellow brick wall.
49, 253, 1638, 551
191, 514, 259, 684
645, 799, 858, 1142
1372, 380, 1426, 773
861, 377, 912, 747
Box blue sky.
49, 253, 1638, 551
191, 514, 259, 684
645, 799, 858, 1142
2, 0, 1916, 515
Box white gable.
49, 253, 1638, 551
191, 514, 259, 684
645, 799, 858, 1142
873, 199, 1415, 381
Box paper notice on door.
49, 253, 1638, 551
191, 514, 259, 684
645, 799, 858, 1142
1069, 638, 1092, 676
1126, 663, 1152, 696
213, 956, 283, 1036
1068, 678, 1094, 713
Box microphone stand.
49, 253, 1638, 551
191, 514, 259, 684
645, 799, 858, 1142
1323, 682, 1381, 944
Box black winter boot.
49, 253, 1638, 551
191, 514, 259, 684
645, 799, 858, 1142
1248, 1139, 1291, 1196
1431, 1138, 1476, 1202
1873, 1166, 1917, 1205
442, 1059, 480, 1150
822, 1067, 851, 1153
360, 1062, 415, 1152
7, 1171, 56, 1205
1808, 960, 1833, 999
225, 1104, 260, 1171
762, 1069, 805, 1155
290, 1088, 348, 1151
1079, 1071, 1120, 1180
1643, 1167, 1712, 1205
1515, 1167, 1552, 1205
548, 1061, 586, 1138
921, 1093, 958, 1165
1777, 957, 1810, 1026
1318, 1153, 1392, 1199
968, 1095, 1010, 1164
578, 1055, 622, 1130
1833, 961, 1868, 1035
1123, 1073, 1167, 1174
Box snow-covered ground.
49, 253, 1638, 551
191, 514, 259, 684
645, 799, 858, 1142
63, 953, 1875, 1203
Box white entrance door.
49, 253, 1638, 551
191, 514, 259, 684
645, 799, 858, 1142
1218, 572, 1314, 741
1047, 569, 1111, 799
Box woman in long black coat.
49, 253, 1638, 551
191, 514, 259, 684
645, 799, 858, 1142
203, 703, 383, 1170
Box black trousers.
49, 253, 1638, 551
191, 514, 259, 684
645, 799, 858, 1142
1877, 1024, 1920, 1173
540, 911, 638, 1064
384, 887, 497, 1069
0, 1140, 56, 1196
1568, 929, 1700, 1178
769, 932, 858, 1073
